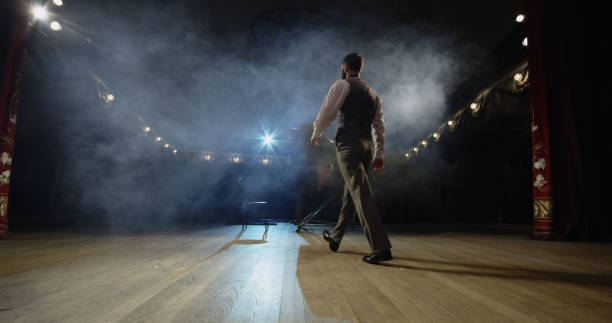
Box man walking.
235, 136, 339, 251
311, 53, 392, 264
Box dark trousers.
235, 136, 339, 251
329, 136, 391, 252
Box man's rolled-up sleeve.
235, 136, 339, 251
372, 95, 385, 159
312, 80, 349, 140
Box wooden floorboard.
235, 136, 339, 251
1, 223, 612, 322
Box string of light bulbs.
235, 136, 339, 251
404, 13, 528, 161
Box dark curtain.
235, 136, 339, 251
0, 0, 29, 238
526, 0, 610, 241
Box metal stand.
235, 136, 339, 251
295, 195, 336, 233
242, 201, 276, 237
236, 223, 269, 241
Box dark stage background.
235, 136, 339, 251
2, 0, 609, 240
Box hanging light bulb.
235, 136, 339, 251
233, 155, 241, 163
447, 120, 455, 127
144, 126, 151, 133
49, 21, 62, 31
203, 153, 212, 161
433, 133, 439, 140
172, 149, 178, 155
53, 0, 63, 6
413, 147, 419, 153
155, 136, 162, 142
164, 143, 170, 149
105, 93, 115, 103
470, 102, 478, 110
522, 37, 528, 47
514, 73, 523, 81
515, 14, 525, 23
261, 157, 270, 165
32, 5, 49, 20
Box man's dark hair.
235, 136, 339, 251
342, 53, 364, 72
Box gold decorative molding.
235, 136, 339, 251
533, 200, 552, 219
0, 196, 8, 219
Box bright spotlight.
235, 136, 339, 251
53, 0, 63, 6
470, 102, 478, 110
515, 14, 525, 23
32, 5, 49, 21
514, 73, 523, 81
50, 21, 62, 31
264, 135, 273, 145
155, 136, 162, 142
522, 37, 528, 47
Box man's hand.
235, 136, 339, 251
311, 137, 320, 147
373, 158, 384, 173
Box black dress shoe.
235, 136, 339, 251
362, 249, 393, 264
322, 230, 339, 252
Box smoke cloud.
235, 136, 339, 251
19, 0, 484, 230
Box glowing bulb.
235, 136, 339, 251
413, 147, 418, 153
144, 126, 151, 133
421, 141, 427, 147
155, 136, 162, 142
172, 149, 178, 154
447, 120, 455, 127
470, 102, 478, 110
203, 153, 212, 161
264, 135, 273, 145
514, 73, 523, 81
433, 133, 439, 139
405, 153, 410, 159
233, 156, 240, 163
262, 157, 269, 165
105, 93, 115, 102
515, 14, 525, 23
49, 21, 62, 31
164, 143, 170, 149
32, 6, 48, 20
522, 37, 528, 47
53, 0, 63, 6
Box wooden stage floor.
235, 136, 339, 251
1, 223, 611, 322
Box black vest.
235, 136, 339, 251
335, 77, 377, 141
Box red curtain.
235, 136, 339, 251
526, 0, 586, 240
526, 0, 554, 239
0, 0, 29, 238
